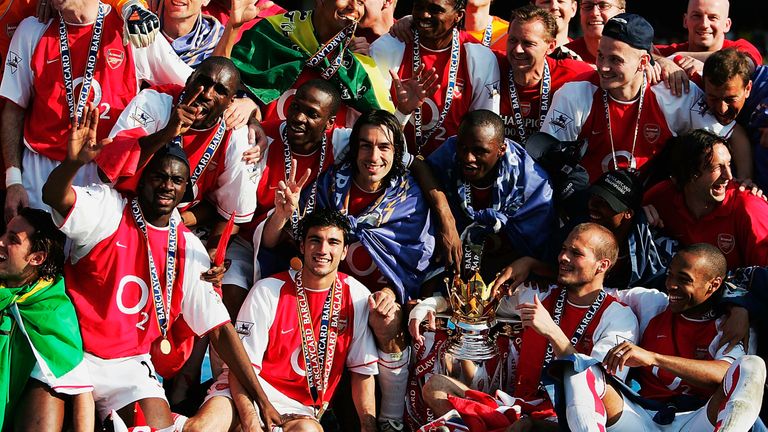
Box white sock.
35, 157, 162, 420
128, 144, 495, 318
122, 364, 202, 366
564, 364, 607, 432
377, 346, 411, 421
714, 355, 766, 432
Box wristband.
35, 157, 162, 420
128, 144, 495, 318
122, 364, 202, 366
5, 167, 22, 187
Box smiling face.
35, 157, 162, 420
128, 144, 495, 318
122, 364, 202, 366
579, 0, 624, 40
684, 0, 731, 52
317, 0, 366, 31
557, 229, 610, 288
137, 156, 190, 223
704, 75, 751, 125
0, 216, 45, 287
412, 0, 464, 46
684, 142, 732, 206
587, 194, 631, 230
506, 17, 556, 77
533, 0, 577, 35
185, 64, 239, 129
665, 251, 721, 314
163, 0, 203, 22
300, 225, 348, 279
596, 36, 647, 95
354, 124, 396, 192
286, 87, 336, 151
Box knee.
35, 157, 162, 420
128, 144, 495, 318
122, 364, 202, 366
284, 419, 323, 432
422, 374, 454, 402
736, 355, 767, 385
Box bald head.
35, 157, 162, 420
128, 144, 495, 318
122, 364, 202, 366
684, 0, 732, 52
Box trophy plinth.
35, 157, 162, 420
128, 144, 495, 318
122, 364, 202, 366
445, 317, 497, 361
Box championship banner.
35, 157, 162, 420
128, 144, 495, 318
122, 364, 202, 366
231, 11, 394, 113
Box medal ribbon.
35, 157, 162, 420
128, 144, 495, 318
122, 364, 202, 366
130, 198, 177, 341
295, 270, 343, 411
481, 20, 493, 47
541, 288, 606, 369
282, 125, 327, 240
171, 91, 228, 187
305, 22, 358, 80
602, 71, 646, 171
59, 2, 106, 124
413, 28, 460, 155
508, 60, 551, 143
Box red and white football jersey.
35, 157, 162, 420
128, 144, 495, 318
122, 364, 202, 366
497, 284, 639, 399
655, 39, 763, 69
498, 56, 593, 143
562, 37, 594, 64
611, 287, 746, 402
237, 120, 351, 242
370, 33, 501, 156
53, 184, 230, 359
643, 180, 768, 269
540, 72, 734, 182
0, 7, 192, 161
99, 85, 258, 223
235, 270, 378, 407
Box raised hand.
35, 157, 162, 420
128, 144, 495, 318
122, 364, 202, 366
229, 0, 275, 28
67, 103, 111, 165
391, 65, 440, 115
165, 86, 204, 138
273, 158, 311, 219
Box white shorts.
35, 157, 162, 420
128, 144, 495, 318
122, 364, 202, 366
222, 235, 255, 290
30, 358, 93, 396
84, 353, 167, 421
205, 369, 314, 418
608, 394, 713, 432
22, 147, 101, 211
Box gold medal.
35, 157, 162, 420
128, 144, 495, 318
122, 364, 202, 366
290, 257, 303, 271
160, 338, 172, 355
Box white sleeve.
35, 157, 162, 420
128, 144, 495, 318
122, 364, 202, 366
180, 231, 231, 335
0, 17, 48, 109
496, 283, 557, 318
133, 34, 193, 87
208, 128, 259, 223
235, 277, 283, 372
51, 184, 124, 262
108, 88, 173, 138
345, 277, 379, 375
609, 287, 669, 335
540, 81, 596, 140
590, 302, 640, 381
464, 42, 501, 113
709, 316, 748, 363
368, 34, 405, 92
652, 82, 735, 137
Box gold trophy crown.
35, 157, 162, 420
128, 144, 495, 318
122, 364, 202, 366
448, 271, 498, 324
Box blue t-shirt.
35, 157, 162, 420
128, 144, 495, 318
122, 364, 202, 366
738, 65, 768, 188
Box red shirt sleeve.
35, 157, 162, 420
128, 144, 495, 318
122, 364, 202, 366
722, 39, 763, 67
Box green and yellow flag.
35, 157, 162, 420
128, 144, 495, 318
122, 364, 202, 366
232, 10, 394, 113
0, 276, 84, 429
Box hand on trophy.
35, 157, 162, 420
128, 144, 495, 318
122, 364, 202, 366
408, 297, 448, 345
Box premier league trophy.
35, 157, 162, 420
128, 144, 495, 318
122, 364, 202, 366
444, 227, 499, 361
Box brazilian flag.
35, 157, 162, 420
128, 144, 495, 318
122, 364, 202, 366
232, 10, 394, 113
0, 276, 85, 429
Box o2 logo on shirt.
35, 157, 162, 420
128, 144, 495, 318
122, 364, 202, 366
116, 275, 150, 331
72, 77, 111, 120
420, 97, 447, 143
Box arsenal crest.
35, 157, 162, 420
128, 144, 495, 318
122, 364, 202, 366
520, 101, 532, 117
644, 124, 660, 143
717, 233, 735, 254
106, 49, 124, 69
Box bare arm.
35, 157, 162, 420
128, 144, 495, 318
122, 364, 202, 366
212, 0, 275, 58
2, 101, 28, 221
208, 322, 282, 429
350, 372, 377, 432
729, 124, 753, 180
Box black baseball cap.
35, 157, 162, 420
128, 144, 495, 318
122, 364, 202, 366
602, 13, 655, 63
589, 170, 642, 213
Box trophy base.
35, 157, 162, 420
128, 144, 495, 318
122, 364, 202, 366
445, 319, 497, 361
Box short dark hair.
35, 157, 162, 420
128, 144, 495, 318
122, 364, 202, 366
345, 110, 407, 185
296, 79, 342, 116
703, 48, 752, 88
194, 56, 241, 86
458, 109, 505, 145
18, 207, 66, 280
511, 4, 559, 42
667, 129, 730, 188
299, 208, 352, 246
570, 222, 619, 268
676, 243, 727, 281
